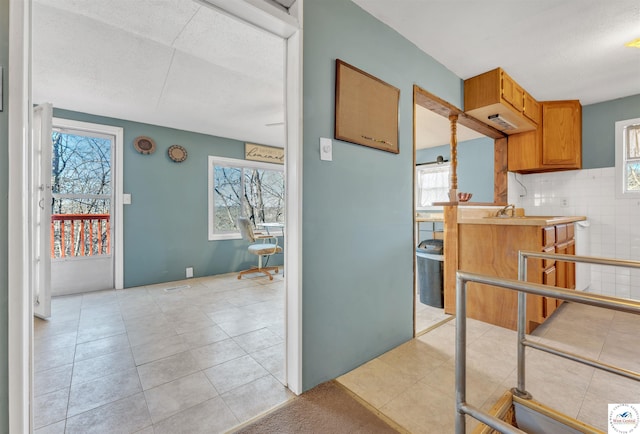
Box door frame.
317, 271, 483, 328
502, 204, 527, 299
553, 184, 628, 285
7, 1, 303, 431
50, 117, 125, 291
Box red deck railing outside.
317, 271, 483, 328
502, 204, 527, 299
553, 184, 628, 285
51, 214, 111, 258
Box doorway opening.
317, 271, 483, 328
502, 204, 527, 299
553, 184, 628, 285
412, 85, 507, 335
50, 119, 120, 296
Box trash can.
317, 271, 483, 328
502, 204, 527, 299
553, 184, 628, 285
416, 239, 444, 308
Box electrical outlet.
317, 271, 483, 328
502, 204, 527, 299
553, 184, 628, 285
560, 198, 569, 207
186, 267, 193, 278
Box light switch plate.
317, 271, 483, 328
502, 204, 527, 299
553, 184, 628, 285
320, 137, 332, 161
123, 193, 132, 205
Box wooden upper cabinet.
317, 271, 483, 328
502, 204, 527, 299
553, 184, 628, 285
542, 101, 582, 167
464, 68, 537, 134
508, 100, 582, 173
523, 92, 541, 124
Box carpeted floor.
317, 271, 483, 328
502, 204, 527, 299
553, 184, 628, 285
231, 381, 403, 433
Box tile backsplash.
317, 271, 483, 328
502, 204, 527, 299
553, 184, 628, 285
508, 167, 640, 300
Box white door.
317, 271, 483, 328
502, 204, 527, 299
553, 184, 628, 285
32, 103, 53, 319
49, 120, 116, 295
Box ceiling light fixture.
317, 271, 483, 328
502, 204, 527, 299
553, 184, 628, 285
625, 38, 640, 48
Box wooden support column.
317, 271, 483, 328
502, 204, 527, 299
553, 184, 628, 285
448, 114, 458, 202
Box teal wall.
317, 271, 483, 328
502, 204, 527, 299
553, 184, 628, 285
416, 136, 495, 203
582, 94, 640, 169
54, 109, 283, 288
301, 0, 462, 390
0, 0, 9, 430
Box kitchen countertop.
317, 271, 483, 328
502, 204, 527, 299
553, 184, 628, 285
458, 215, 587, 226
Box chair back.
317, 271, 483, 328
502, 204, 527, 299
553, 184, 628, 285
237, 217, 256, 243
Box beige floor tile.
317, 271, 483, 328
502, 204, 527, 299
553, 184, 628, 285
34, 344, 75, 373
137, 351, 201, 390
65, 392, 152, 434
233, 327, 283, 353
152, 396, 239, 434
144, 371, 218, 423
76, 320, 127, 344
179, 324, 230, 349
379, 380, 457, 434
34, 330, 77, 354
377, 340, 450, 383
189, 338, 247, 370
33, 387, 69, 430
338, 358, 420, 409
204, 354, 270, 394
67, 367, 142, 417
34, 419, 66, 434
250, 343, 285, 384
131, 333, 187, 366
34, 363, 73, 397
221, 375, 293, 423
71, 348, 136, 385
74, 333, 130, 362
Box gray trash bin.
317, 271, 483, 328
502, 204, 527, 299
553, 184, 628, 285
416, 239, 444, 308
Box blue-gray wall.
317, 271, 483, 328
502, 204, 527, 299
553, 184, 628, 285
416, 136, 495, 203
1, 0, 9, 430
54, 109, 283, 288
582, 94, 640, 169
301, 0, 462, 390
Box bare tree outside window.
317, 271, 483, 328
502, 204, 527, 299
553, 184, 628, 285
51, 131, 112, 257
213, 164, 284, 233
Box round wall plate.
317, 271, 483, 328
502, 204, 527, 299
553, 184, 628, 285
133, 136, 156, 155
168, 144, 188, 162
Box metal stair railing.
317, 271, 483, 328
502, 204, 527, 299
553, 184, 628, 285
455, 252, 640, 434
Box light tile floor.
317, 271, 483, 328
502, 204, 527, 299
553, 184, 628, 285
339, 301, 640, 433
34, 271, 291, 433
415, 300, 451, 335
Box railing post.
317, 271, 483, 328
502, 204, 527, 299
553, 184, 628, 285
455, 274, 467, 434
513, 252, 532, 399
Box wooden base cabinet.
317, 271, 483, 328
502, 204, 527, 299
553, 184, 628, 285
456, 222, 577, 333
508, 100, 582, 173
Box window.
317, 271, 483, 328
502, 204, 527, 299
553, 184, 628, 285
416, 162, 451, 209
615, 117, 640, 198
208, 156, 285, 240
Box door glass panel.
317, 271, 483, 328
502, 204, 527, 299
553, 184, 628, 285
51, 130, 113, 259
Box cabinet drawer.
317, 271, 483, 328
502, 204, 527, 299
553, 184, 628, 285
542, 227, 555, 247
567, 222, 575, 240
556, 224, 567, 243
543, 246, 555, 268
542, 266, 556, 286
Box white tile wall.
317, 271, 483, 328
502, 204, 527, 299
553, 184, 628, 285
508, 167, 640, 300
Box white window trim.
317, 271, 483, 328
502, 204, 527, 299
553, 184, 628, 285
615, 117, 640, 199
208, 155, 284, 241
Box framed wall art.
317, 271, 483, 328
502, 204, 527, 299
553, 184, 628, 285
334, 59, 400, 154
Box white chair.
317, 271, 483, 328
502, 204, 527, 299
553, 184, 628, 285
236, 217, 283, 280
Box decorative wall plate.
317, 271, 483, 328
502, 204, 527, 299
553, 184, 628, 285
168, 145, 188, 162
133, 136, 156, 155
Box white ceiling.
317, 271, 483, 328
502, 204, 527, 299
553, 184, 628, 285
33, 1, 640, 151
33, 0, 286, 147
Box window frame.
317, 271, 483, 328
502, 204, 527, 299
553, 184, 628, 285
615, 117, 640, 199
208, 155, 284, 240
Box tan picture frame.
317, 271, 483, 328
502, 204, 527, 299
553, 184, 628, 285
335, 59, 400, 154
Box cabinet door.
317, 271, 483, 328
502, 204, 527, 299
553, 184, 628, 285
541, 101, 582, 168
556, 242, 568, 289
501, 71, 523, 112
507, 130, 539, 172
523, 92, 541, 124
566, 240, 576, 290
542, 266, 557, 318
